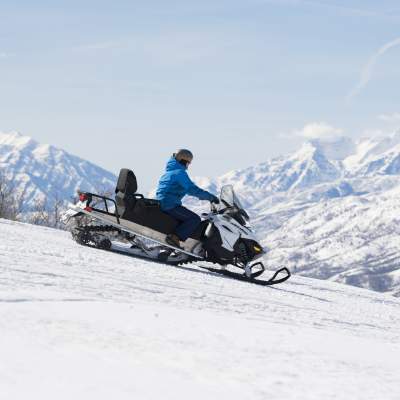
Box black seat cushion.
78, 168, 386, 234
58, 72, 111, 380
123, 200, 206, 239
122, 198, 178, 234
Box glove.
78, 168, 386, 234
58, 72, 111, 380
210, 195, 220, 204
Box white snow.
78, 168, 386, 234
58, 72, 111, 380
1, 219, 400, 399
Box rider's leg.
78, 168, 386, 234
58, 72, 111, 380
164, 205, 201, 243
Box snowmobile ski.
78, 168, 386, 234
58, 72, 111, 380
196, 265, 291, 286
84, 239, 291, 287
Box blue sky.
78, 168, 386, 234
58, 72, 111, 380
1, 0, 400, 190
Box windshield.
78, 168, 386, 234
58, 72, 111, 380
219, 185, 249, 221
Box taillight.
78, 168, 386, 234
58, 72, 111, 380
79, 193, 87, 202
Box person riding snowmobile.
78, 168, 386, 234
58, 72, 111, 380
156, 149, 219, 248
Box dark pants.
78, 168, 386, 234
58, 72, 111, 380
164, 205, 201, 241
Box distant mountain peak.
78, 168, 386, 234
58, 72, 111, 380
305, 136, 356, 161
0, 131, 39, 148
0, 130, 22, 139
0, 131, 117, 210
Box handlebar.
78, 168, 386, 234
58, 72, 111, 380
210, 201, 218, 213
210, 200, 233, 215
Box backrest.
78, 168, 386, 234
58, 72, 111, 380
115, 169, 137, 195
115, 169, 138, 215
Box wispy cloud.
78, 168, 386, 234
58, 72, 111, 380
293, 122, 343, 139
73, 41, 120, 52
347, 37, 400, 102
259, 0, 394, 19
0, 52, 14, 59
297, 0, 387, 18
137, 31, 226, 66
378, 112, 400, 123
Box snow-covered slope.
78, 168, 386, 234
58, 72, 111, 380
0, 131, 117, 209
1, 219, 400, 400
261, 185, 400, 294
344, 131, 400, 175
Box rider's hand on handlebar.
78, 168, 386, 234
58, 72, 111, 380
210, 196, 220, 205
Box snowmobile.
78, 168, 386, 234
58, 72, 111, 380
61, 169, 290, 286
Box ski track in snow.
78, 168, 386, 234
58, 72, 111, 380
1, 219, 400, 400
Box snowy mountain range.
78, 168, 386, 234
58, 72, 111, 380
192, 132, 400, 296
0, 131, 117, 210
1, 129, 400, 295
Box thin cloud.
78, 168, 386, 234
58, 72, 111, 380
72, 30, 229, 67
378, 112, 400, 123
73, 41, 120, 52
294, 122, 343, 139
296, 0, 380, 17
259, 0, 392, 19
347, 37, 400, 102
0, 52, 14, 59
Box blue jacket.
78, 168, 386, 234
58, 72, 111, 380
156, 157, 215, 210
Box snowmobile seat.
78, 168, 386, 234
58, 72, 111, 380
115, 168, 142, 215
115, 168, 179, 234
129, 199, 178, 234
114, 168, 206, 238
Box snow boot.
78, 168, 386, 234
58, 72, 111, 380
166, 233, 182, 249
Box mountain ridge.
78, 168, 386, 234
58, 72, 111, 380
0, 131, 117, 210
187, 132, 400, 295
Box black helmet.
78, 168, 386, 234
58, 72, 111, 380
174, 149, 193, 164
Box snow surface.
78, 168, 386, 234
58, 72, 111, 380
1, 219, 400, 400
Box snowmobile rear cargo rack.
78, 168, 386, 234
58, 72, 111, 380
78, 191, 121, 224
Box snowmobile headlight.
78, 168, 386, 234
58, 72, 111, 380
253, 246, 262, 253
